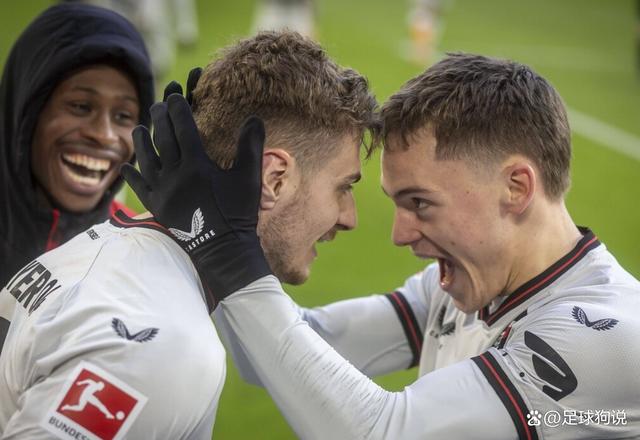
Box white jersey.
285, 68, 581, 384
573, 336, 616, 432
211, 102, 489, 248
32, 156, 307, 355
215, 228, 640, 439
0, 211, 225, 440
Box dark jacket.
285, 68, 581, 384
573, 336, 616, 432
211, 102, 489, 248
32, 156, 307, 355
0, 3, 154, 286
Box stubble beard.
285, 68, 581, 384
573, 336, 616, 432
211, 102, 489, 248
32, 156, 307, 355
259, 189, 310, 286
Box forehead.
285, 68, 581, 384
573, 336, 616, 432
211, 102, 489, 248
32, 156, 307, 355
53, 65, 137, 99
381, 129, 475, 196
316, 133, 362, 178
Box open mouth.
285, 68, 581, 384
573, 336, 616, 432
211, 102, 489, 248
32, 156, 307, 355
61, 153, 112, 186
438, 257, 455, 289
317, 232, 336, 244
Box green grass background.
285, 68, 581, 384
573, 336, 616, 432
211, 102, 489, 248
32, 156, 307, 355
2, 1, 639, 438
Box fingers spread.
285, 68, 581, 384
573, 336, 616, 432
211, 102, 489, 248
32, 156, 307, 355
120, 163, 151, 208
235, 116, 265, 173
166, 94, 207, 162
163, 81, 183, 102
186, 67, 203, 105
132, 125, 160, 178
151, 102, 181, 165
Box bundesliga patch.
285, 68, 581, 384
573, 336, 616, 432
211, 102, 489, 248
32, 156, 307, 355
41, 361, 147, 440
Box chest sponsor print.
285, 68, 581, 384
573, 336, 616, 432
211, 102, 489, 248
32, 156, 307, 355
525, 331, 577, 401
571, 306, 618, 331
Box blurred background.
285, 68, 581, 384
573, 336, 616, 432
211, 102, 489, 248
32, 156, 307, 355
2, 0, 638, 438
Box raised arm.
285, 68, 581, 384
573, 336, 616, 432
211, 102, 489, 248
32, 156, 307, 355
217, 275, 518, 439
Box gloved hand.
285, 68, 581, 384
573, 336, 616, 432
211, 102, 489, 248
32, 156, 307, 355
162, 67, 202, 104
121, 94, 272, 303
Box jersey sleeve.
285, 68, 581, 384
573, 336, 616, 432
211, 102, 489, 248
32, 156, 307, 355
214, 270, 429, 385
472, 298, 640, 439
1, 231, 225, 440
216, 275, 519, 439
299, 271, 429, 375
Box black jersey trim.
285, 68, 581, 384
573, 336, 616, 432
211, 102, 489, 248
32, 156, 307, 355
110, 210, 170, 237
479, 227, 600, 326
385, 291, 423, 368
472, 352, 539, 440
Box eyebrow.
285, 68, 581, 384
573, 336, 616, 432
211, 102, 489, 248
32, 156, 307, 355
71, 86, 139, 105
381, 185, 433, 199
343, 172, 362, 184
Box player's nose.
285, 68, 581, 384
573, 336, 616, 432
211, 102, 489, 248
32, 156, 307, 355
392, 208, 421, 246
336, 192, 357, 231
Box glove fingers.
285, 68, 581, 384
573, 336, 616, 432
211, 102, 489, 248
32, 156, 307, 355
151, 102, 181, 165
132, 125, 161, 178
186, 67, 202, 105
235, 116, 266, 175
166, 94, 215, 167
120, 164, 152, 209
163, 81, 183, 102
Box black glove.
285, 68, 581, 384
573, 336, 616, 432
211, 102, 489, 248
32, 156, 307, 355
162, 67, 202, 104
121, 94, 272, 303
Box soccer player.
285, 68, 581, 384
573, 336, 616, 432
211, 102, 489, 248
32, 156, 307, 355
129, 54, 640, 438
0, 31, 378, 438
0, 3, 155, 288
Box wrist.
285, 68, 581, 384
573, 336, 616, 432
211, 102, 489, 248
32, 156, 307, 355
190, 232, 272, 303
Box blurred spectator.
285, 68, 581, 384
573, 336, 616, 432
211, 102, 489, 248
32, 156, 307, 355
406, 0, 444, 65
252, 0, 316, 38
64, 0, 199, 79
0, 3, 154, 287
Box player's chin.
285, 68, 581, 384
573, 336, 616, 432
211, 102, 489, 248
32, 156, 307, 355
450, 288, 484, 314
282, 269, 310, 285
451, 297, 476, 314
278, 262, 311, 286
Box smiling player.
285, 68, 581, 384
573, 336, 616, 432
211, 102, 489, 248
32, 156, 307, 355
0, 3, 155, 287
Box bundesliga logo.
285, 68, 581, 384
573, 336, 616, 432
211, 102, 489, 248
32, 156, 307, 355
42, 362, 147, 440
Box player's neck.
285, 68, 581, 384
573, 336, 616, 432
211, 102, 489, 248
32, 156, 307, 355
507, 202, 582, 294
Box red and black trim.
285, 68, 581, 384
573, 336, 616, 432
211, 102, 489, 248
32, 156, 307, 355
110, 210, 216, 313
478, 227, 600, 326
109, 200, 137, 217
472, 351, 539, 440
492, 310, 528, 349
110, 210, 170, 236
385, 291, 423, 368
45, 208, 61, 251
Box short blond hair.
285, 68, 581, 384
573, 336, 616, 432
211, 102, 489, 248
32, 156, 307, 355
192, 31, 380, 171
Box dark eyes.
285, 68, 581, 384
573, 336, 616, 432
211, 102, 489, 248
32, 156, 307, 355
411, 198, 430, 210
114, 111, 135, 125
69, 102, 91, 114
67, 102, 136, 125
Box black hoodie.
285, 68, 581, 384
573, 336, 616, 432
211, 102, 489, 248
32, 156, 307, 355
0, 3, 154, 286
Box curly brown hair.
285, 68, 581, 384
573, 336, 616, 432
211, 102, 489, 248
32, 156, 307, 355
192, 31, 380, 171
381, 53, 571, 199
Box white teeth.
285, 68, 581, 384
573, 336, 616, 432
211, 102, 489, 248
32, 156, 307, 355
65, 168, 101, 186
62, 153, 111, 171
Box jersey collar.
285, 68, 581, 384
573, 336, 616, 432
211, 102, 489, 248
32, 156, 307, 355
478, 227, 600, 327
110, 210, 171, 237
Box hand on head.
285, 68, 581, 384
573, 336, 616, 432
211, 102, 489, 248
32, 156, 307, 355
122, 74, 272, 303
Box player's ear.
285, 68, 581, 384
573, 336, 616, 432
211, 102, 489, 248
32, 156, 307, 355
260, 148, 295, 210
501, 157, 536, 215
